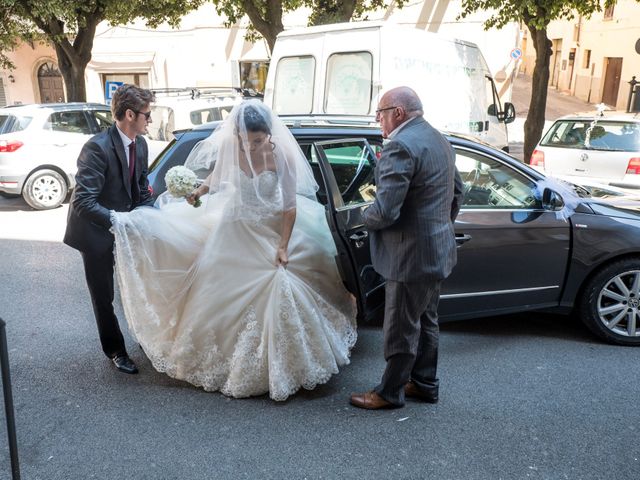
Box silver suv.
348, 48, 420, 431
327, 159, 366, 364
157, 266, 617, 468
0, 102, 112, 209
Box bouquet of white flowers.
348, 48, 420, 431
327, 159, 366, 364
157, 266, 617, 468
165, 166, 201, 207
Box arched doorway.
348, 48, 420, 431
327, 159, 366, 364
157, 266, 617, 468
38, 61, 65, 103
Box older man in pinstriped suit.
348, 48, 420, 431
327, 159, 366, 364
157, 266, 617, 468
350, 86, 464, 410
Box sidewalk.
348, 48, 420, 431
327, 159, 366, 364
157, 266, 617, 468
508, 73, 599, 161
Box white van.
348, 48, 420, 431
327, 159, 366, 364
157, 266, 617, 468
263, 22, 515, 150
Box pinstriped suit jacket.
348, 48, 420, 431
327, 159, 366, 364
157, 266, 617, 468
363, 116, 464, 282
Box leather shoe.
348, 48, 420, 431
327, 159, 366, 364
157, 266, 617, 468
112, 354, 138, 374
404, 381, 438, 403
350, 391, 399, 410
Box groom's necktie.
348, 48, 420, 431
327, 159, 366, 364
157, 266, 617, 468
128, 140, 136, 180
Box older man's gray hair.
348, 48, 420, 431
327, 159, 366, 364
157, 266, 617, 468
389, 87, 424, 115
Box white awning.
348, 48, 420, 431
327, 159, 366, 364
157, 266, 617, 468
89, 52, 156, 71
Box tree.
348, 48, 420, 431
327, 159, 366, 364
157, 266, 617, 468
1, 0, 205, 101
459, 0, 618, 163
211, 0, 405, 53
0, 4, 37, 70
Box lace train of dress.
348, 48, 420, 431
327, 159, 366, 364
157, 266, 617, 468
111, 172, 357, 401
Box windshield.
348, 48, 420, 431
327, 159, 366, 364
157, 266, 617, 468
541, 120, 640, 152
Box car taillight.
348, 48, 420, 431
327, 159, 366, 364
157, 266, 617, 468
626, 157, 640, 175
0, 140, 23, 153
530, 149, 545, 167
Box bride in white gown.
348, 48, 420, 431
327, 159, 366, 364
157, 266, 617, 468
110, 100, 357, 400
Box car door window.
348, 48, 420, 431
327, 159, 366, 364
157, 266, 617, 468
46, 111, 92, 134
315, 140, 377, 207
456, 149, 540, 208
90, 110, 113, 132
298, 143, 328, 204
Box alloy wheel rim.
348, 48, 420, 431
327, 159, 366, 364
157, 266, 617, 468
597, 269, 640, 337
31, 175, 63, 207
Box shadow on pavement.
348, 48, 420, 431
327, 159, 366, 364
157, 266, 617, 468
0, 195, 30, 212
441, 311, 598, 345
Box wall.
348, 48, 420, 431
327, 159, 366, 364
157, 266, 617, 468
0, 42, 58, 106
1, 1, 522, 106
85, 5, 271, 103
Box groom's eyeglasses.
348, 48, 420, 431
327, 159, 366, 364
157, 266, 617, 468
375, 106, 398, 114
133, 110, 152, 120
375, 106, 398, 120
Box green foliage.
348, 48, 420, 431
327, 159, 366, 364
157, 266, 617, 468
0, 0, 205, 64
308, 0, 405, 25
210, 0, 404, 50
458, 0, 613, 31
212, 0, 302, 26
0, 0, 204, 99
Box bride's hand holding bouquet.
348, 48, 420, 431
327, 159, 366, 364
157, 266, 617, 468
165, 166, 203, 207
186, 183, 209, 207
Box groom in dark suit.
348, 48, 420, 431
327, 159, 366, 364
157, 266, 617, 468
350, 86, 464, 409
64, 84, 155, 374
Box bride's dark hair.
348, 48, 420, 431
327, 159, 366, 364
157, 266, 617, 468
241, 104, 272, 135
184, 98, 318, 208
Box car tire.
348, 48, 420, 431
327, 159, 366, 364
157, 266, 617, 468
22, 169, 68, 210
579, 258, 640, 346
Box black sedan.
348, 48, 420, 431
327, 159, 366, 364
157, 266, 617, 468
148, 118, 640, 346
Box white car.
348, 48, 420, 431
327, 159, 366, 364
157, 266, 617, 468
0, 103, 114, 209
0, 102, 168, 210
531, 114, 640, 192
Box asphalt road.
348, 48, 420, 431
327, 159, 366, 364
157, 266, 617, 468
1, 194, 640, 480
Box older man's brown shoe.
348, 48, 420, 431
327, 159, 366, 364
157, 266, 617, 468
350, 391, 399, 410
404, 381, 438, 403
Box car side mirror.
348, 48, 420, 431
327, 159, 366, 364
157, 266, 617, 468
542, 188, 564, 211
502, 102, 516, 124
487, 104, 497, 116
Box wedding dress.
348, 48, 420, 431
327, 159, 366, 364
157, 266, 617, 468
110, 101, 357, 401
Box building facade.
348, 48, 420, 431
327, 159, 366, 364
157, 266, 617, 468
0, 1, 521, 107
519, 0, 640, 111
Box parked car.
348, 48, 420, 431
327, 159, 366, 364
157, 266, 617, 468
531, 114, 640, 192
0, 103, 114, 209
0, 102, 168, 210
148, 117, 640, 346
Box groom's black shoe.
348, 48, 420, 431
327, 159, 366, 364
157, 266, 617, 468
112, 354, 138, 374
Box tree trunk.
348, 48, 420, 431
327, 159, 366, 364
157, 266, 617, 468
37, 14, 98, 103
53, 44, 88, 102
243, 0, 284, 54
523, 25, 552, 164
309, 0, 357, 25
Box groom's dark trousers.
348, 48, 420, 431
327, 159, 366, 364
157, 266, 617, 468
64, 124, 153, 359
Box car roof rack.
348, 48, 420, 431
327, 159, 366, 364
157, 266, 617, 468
150, 86, 263, 100
279, 114, 379, 127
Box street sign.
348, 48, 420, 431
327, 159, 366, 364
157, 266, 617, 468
510, 48, 522, 61
105, 81, 124, 105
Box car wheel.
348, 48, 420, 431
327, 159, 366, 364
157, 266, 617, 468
22, 169, 68, 210
579, 258, 640, 346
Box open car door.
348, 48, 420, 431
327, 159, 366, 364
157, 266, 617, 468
311, 138, 384, 323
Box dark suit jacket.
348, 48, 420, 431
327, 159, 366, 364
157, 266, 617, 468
363, 116, 464, 282
64, 124, 154, 255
